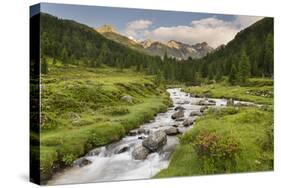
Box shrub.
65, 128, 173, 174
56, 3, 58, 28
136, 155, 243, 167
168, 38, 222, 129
193, 132, 241, 173
62, 154, 75, 166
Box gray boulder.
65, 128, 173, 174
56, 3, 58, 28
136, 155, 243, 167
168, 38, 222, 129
182, 118, 195, 127
137, 128, 146, 134
68, 112, 80, 123
142, 130, 167, 151
200, 106, 209, 113
132, 144, 150, 160
115, 145, 130, 154
190, 111, 202, 117
174, 106, 185, 111
198, 99, 216, 106
121, 95, 133, 103
128, 130, 138, 136
227, 98, 234, 106
73, 157, 92, 167
86, 148, 102, 156
171, 110, 185, 119
164, 127, 179, 135
208, 99, 216, 105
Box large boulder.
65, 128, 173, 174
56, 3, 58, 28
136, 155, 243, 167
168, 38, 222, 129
115, 144, 130, 154
132, 144, 150, 160
86, 148, 103, 156
190, 111, 202, 117
208, 99, 216, 105
137, 128, 146, 134
227, 98, 234, 106
182, 118, 195, 127
73, 157, 92, 167
128, 130, 138, 136
174, 106, 185, 111
142, 130, 167, 151
164, 127, 179, 135
171, 110, 185, 119
200, 106, 209, 113
121, 95, 133, 103
68, 112, 80, 123
198, 99, 209, 106
198, 99, 216, 106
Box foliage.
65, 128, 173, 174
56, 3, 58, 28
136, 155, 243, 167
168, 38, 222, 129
193, 132, 240, 172
38, 63, 171, 180
156, 106, 273, 177
40, 13, 273, 86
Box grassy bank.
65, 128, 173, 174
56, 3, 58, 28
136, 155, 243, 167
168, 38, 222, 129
183, 78, 273, 105
156, 106, 273, 177
37, 61, 171, 181
156, 78, 273, 178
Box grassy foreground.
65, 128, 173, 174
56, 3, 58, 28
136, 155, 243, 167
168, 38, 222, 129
37, 61, 171, 181
156, 78, 273, 177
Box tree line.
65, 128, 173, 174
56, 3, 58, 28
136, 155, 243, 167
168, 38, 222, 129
40, 13, 273, 85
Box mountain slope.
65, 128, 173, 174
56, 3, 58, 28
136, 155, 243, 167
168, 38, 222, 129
40, 13, 161, 69
96, 25, 213, 60
96, 25, 145, 52
142, 40, 213, 60
197, 17, 273, 78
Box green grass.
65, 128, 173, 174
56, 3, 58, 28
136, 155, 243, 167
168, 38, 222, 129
37, 59, 171, 181
156, 106, 273, 177
183, 78, 273, 105
156, 78, 273, 178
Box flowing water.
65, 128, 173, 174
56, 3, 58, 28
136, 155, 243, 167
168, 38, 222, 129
48, 88, 238, 185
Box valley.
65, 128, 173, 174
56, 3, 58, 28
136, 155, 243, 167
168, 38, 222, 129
32, 11, 273, 184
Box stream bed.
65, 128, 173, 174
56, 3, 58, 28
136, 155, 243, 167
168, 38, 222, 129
48, 88, 239, 185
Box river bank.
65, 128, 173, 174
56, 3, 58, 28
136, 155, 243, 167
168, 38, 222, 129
156, 81, 273, 177
48, 88, 235, 185
37, 65, 171, 182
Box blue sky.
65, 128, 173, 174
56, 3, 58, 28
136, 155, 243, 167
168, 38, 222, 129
40, 3, 263, 47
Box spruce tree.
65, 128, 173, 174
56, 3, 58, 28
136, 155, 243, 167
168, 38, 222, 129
229, 64, 238, 85
238, 49, 251, 84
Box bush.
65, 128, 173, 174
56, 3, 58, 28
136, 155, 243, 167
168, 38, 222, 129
62, 154, 76, 166
193, 132, 241, 173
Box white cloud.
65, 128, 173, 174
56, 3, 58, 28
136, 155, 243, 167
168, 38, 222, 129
233, 15, 264, 29
124, 16, 264, 48
125, 19, 152, 39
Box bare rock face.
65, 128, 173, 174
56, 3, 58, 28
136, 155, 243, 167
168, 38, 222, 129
132, 144, 150, 160
171, 109, 185, 119
182, 118, 195, 127
164, 127, 179, 135
142, 130, 167, 152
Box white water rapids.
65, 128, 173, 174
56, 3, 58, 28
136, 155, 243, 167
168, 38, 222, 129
48, 88, 232, 185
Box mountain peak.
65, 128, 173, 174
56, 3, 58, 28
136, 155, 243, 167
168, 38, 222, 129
140, 39, 154, 48
96, 24, 117, 33
166, 40, 183, 49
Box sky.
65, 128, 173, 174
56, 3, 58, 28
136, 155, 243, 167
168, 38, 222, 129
39, 3, 263, 48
